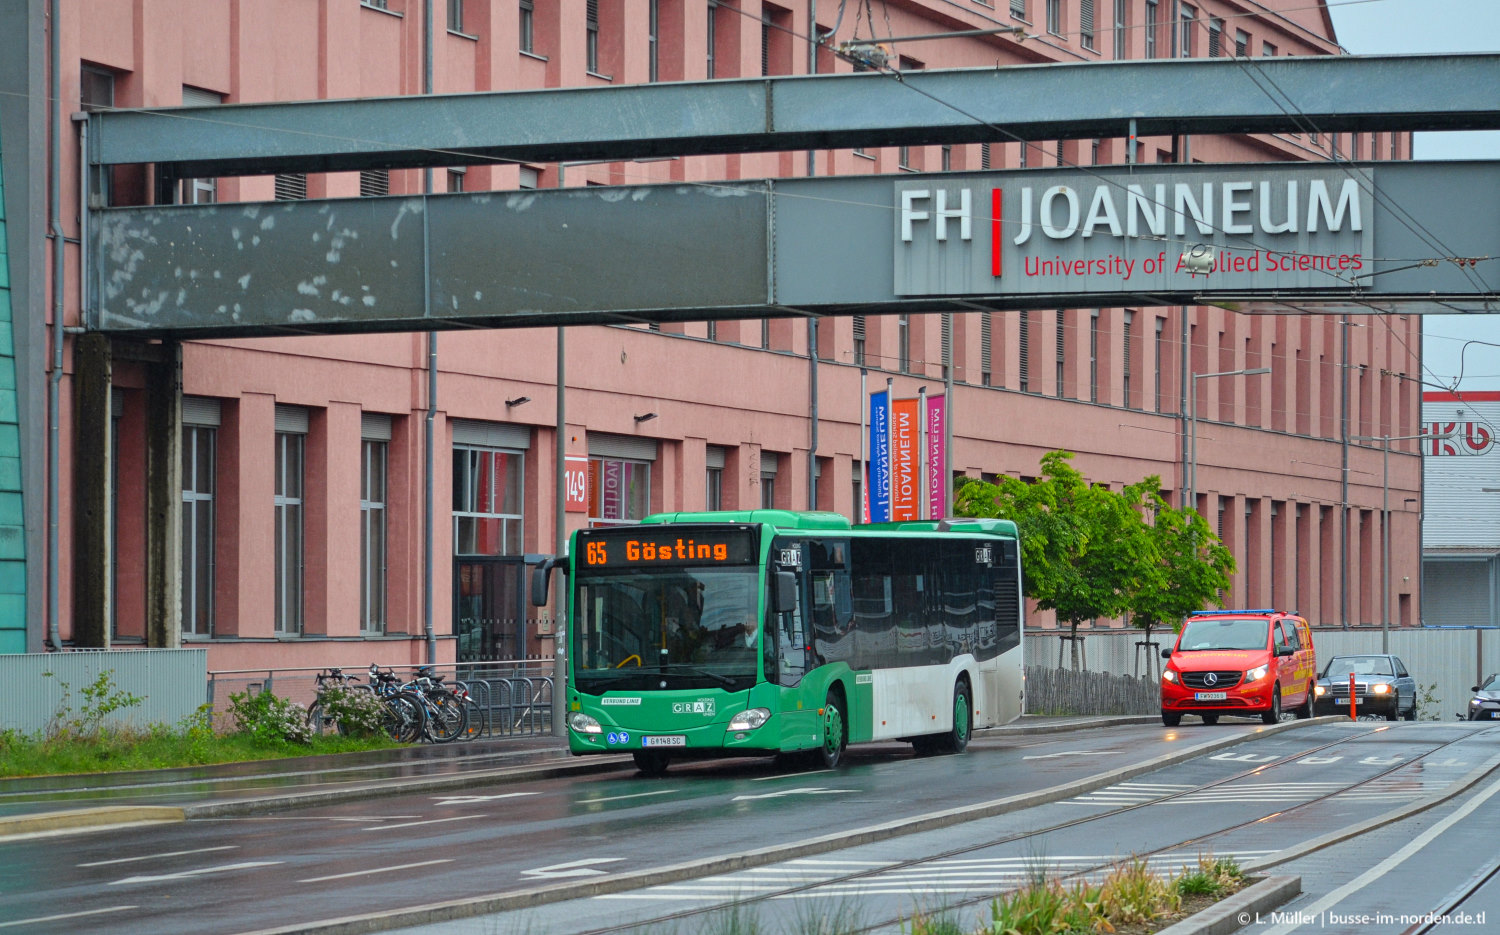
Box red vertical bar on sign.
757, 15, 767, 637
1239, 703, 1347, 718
891, 397, 920, 521
991, 188, 1003, 277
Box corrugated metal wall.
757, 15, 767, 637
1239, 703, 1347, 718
1422, 396, 1500, 550
1026, 627, 1500, 721
1423, 560, 1494, 628
1, 649, 208, 735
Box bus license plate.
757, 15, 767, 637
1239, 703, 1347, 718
642, 735, 686, 747
1194, 692, 1227, 701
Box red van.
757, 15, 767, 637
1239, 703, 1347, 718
1160, 609, 1317, 726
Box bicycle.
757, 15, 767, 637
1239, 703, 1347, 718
367, 665, 427, 743
401, 666, 470, 743
306, 668, 373, 737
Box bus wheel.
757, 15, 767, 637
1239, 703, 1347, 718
818, 694, 847, 770
943, 680, 972, 754
632, 750, 670, 777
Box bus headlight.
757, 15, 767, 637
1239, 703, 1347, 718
728, 708, 771, 731
1245, 664, 1270, 683
569, 712, 603, 734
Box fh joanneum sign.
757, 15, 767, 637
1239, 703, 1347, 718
894, 166, 1374, 297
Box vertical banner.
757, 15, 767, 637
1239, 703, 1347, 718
891, 397, 920, 521
564, 456, 589, 513
602, 459, 623, 520
869, 389, 891, 522
927, 394, 946, 520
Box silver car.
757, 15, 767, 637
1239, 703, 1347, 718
1468, 673, 1500, 721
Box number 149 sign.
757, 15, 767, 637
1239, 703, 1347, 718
565, 456, 589, 513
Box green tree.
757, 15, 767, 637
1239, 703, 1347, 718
955, 451, 1154, 667
1122, 477, 1236, 654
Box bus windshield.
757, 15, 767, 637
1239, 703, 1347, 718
574, 566, 761, 693
1177, 618, 1269, 651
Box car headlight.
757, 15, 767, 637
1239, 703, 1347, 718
1315, 685, 1327, 696
1162, 670, 1179, 684
569, 712, 603, 734
1245, 664, 1270, 683
1371, 684, 1392, 695
728, 707, 771, 731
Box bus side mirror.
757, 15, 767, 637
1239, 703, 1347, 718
530, 557, 557, 608
774, 571, 797, 614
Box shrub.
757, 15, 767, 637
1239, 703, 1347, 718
228, 688, 311, 746
986, 879, 1094, 935
1097, 858, 1180, 926
311, 683, 387, 737
42, 669, 144, 741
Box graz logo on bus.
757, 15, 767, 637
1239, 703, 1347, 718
974, 545, 993, 566
672, 699, 715, 716
1428, 421, 1494, 456
777, 547, 802, 568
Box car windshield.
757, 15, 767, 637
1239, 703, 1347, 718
1482, 674, 1500, 692
1323, 655, 1394, 678
1176, 618, 1269, 651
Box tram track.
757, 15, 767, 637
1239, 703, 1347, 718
565, 724, 1500, 935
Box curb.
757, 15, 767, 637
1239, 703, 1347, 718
0, 805, 185, 838
233, 717, 1326, 935
1155, 876, 1302, 935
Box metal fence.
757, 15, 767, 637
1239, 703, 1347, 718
1024, 626, 1500, 720
1024, 664, 1158, 716
1, 649, 208, 735
205, 659, 556, 739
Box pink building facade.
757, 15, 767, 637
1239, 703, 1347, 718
27, 0, 1422, 670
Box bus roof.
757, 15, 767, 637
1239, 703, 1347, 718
639, 510, 1018, 538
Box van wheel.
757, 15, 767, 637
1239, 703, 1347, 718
632, 751, 670, 776
1200, 713, 1219, 725
1261, 686, 1282, 725
1293, 684, 1313, 719
817, 692, 847, 770
1162, 712, 1181, 727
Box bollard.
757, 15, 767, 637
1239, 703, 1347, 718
1349, 672, 1357, 720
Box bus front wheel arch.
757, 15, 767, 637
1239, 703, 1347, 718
817, 689, 848, 770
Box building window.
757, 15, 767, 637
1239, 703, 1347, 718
941, 145, 952, 172
1019, 310, 1030, 392
1080, 0, 1095, 50
980, 142, 992, 169
181, 423, 216, 637
761, 319, 771, 349
274, 428, 305, 635
180, 87, 223, 204
1208, 17, 1223, 57
980, 313, 993, 386
1089, 310, 1100, 403
81, 65, 114, 113
360, 439, 387, 634
586, 0, 600, 74
447, 168, 465, 193
853, 315, 866, 366
1262, 41, 1276, 56
518, 166, 539, 189
1019, 141, 1029, 168
1114, 0, 1127, 58
898, 315, 911, 373
649, 0, 660, 81
1154, 316, 1166, 413
453, 447, 524, 554
1011, 0, 1028, 21
1179, 5, 1195, 57
519, 0, 534, 53
1055, 311, 1066, 398
448, 0, 464, 33
706, 447, 725, 510
761, 468, 776, 509
1145, 0, 1158, 58
707, 0, 718, 78
1235, 29, 1249, 57
1045, 0, 1061, 36
1123, 310, 1135, 408
274, 173, 308, 201
359, 170, 390, 197
588, 457, 651, 523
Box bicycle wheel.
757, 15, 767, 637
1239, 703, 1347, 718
382, 693, 425, 743
306, 702, 339, 737
424, 690, 469, 743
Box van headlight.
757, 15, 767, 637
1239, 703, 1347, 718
1162, 670, 1179, 684
570, 712, 603, 734
1245, 664, 1270, 683
728, 708, 771, 731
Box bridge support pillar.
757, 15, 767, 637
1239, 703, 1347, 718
143, 342, 182, 649
71, 333, 112, 647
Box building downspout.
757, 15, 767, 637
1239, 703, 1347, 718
1341, 318, 1350, 627
45, 0, 63, 650
422, 0, 437, 664
806, 2, 819, 513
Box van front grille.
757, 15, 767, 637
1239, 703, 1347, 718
1181, 670, 1243, 690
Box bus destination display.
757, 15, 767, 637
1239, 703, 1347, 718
579, 528, 757, 568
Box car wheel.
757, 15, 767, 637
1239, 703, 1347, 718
1201, 713, 1219, 726
1261, 686, 1282, 725
1402, 705, 1417, 721
1162, 712, 1181, 727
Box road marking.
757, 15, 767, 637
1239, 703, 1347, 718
364, 815, 482, 831
731, 787, 855, 801
300, 859, 453, 883
110, 861, 282, 885
1021, 750, 1118, 760
0, 906, 138, 928
1258, 773, 1500, 935
78, 845, 238, 867
581, 790, 676, 804
1209, 752, 1280, 763
752, 769, 834, 781
522, 858, 627, 879
430, 792, 539, 805
326, 816, 422, 822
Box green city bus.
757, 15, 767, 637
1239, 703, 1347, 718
532, 509, 1024, 775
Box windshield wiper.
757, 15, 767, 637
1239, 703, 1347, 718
657, 664, 737, 689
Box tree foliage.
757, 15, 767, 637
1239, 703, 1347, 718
954, 452, 1235, 635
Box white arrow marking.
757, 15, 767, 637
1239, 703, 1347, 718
1209, 752, 1280, 763
731, 787, 856, 801
431, 792, 540, 805
110, 861, 282, 885
1021, 750, 1118, 760
522, 858, 627, 879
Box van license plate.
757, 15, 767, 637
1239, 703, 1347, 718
1194, 692, 1227, 701
642, 735, 686, 747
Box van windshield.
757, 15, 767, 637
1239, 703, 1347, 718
1177, 618, 1269, 651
